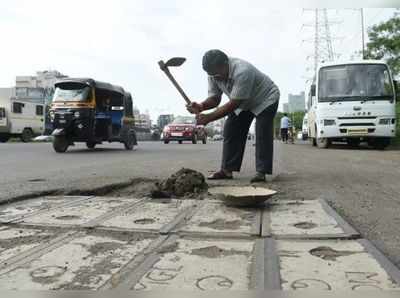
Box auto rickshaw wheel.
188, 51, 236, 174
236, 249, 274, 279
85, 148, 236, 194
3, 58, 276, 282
124, 134, 134, 150
53, 136, 69, 153
86, 142, 96, 149
192, 134, 197, 144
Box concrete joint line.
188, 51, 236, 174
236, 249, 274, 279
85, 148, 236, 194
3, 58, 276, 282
114, 234, 178, 290
358, 239, 400, 286
261, 205, 271, 237
319, 198, 360, 239
169, 201, 207, 235
0, 231, 81, 274
159, 202, 201, 235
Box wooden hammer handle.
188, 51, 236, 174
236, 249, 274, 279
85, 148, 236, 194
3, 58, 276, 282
159, 61, 191, 105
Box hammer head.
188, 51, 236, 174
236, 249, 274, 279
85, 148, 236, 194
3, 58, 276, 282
158, 57, 186, 71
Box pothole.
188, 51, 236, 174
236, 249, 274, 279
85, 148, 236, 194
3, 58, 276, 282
134, 218, 155, 225
309, 246, 359, 261
55, 215, 81, 220
293, 222, 317, 229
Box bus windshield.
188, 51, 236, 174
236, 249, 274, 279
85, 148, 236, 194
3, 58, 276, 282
318, 64, 394, 102
53, 83, 91, 102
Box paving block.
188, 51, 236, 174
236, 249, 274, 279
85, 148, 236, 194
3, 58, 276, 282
0, 230, 157, 290
17, 197, 141, 228
176, 201, 261, 238
98, 199, 197, 233
264, 199, 359, 239
275, 239, 400, 291
0, 196, 92, 223
125, 236, 257, 291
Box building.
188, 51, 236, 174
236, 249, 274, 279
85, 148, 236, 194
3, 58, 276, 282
157, 114, 174, 130
288, 91, 305, 113
15, 70, 68, 104
282, 103, 289, 113
135, 113, 152, 130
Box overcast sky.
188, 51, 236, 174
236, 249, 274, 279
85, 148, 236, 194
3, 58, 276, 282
0, 1, 398, 121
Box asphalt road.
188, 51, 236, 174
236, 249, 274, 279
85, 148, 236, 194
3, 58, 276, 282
1, 139, 400, 267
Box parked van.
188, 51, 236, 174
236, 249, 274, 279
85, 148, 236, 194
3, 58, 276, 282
0, 89, 45, 142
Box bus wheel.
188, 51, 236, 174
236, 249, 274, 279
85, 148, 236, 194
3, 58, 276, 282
53, 136, 69, 153
86, 142, 96, 149
0, 134, 10, 143
347, 138, 360, 148
21, 128, 33, 142
371, 138, 390, 150
317, 137, 330, 149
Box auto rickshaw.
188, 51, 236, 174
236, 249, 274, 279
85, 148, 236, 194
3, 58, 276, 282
50, 78, 137, 153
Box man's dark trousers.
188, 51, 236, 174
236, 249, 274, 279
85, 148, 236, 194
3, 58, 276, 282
221, 100, 279, 175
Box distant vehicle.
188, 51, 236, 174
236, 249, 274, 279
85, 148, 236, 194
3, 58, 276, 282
0, 92, 45, 142
50, 78, 137, 152
162, 116, 207, 144
307, 60, 397, 149
213, 134, 223, 141
302, 114, 308, 140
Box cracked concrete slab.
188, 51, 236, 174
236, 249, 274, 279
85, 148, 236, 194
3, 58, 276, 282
277, 239, 399, 291
0, 196, 92, 223
98, 199, 196, 232
0, 231, 155, 290
267, 200, 357, 238
17, 197, 140, 227
131, 237, 255, 291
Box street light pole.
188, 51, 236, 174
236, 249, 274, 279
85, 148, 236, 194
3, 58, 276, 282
361, 8, 365, 59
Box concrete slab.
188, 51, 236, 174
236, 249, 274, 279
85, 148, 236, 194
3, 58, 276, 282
177, 201, 260, 238
130, 237, 256, 291
98, 199, 196, 233
266, 200, 359, 239
209, 186, 276, 207
276, 239, 400, 291
0, 231, 155, 290
0, 226, 55, 268
0, 196, 92, 223
17, 197, 140, 228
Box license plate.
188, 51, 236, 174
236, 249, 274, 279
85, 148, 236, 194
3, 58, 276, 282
59, 120, 66, 124
348, 129, 367, 135
171, 132, 183, 137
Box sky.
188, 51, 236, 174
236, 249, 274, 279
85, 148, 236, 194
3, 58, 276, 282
0, 1, 398, 121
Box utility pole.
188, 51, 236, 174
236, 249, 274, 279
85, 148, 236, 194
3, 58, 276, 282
360, 8, 365, 59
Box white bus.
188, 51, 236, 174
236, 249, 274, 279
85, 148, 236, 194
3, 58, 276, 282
0, 89, 45, 142
307, 60, 398, 149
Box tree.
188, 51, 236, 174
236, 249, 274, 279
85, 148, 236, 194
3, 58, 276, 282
365, 11, 400, 76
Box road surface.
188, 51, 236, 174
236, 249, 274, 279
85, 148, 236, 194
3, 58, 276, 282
0, 140, 400, 267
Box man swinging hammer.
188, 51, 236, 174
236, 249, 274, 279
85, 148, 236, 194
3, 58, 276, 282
187, 49, 280, 182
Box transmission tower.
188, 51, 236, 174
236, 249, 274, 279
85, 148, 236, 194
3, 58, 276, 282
303, 9, 338, 76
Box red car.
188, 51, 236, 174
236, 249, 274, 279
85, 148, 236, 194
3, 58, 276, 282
163, 116, 207, 144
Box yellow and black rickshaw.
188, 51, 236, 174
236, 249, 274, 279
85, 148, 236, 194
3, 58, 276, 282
50, 78, 137, 153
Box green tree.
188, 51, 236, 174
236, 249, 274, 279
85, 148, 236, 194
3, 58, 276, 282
365, 11, 400, 76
